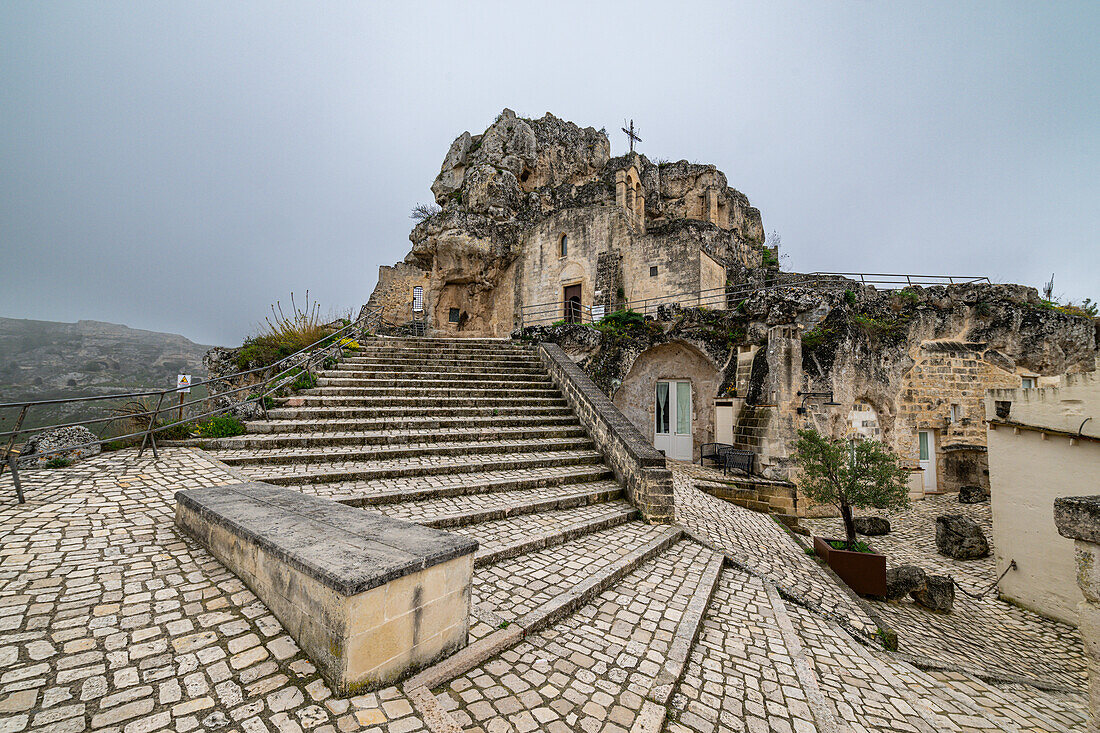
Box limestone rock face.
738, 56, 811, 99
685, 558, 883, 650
911, 574, 955, 612
885, 565, 926, 600
430, 109, 608, 213
935, 514, 990, 559
958, 485, 990, 504
18, 426, 100, 468
853, 516, 891, 536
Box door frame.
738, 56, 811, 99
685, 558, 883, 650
918, 429, 938, 494
654, 379, 693, 460
562, 282, 582, 323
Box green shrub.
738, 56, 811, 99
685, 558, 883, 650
235, 291, 334, 370
195, 415, 246, 438
46, 457, 72, 469
291, 371, 317, 391
594, 309, 660, 339
843, 289, 857, 306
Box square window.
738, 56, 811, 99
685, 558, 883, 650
1021, 377, 1036, 389
448, 308, 460, 323
650, 266, 658, 277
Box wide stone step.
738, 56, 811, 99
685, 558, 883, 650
316, 374, 553, 388
330, 365, 547, 379
275, 394, 567, 408
248, 413, 580, 433
212, 436, 595, 466
446, 501, 640, 567
354, 340, 532, 353
363, 336, 519, 347
263, 405, 575, 420
368, 482, 625, 528
300, 385, 561, 398
221, 424, 587, 447
243, 449, 606, 485
325, 470, 617, 507
436, 539, 719, 731
339, 355, 542, 369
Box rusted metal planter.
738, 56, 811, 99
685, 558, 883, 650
813, 536, 887, 597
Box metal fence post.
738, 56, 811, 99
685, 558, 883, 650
0, 405, 28, 482
137, 393, 165, 460
7, 454, 23, 504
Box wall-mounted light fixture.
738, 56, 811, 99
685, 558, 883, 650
796, 390, 842, 415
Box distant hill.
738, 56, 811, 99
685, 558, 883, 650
0, 317, 213, 434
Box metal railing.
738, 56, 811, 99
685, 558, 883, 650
0, 305, 386, 503
518, 272, 992, 326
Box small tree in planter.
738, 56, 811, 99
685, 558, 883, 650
795, 428, 910, 550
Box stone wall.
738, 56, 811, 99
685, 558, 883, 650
537, 343, 675, 523
989, 372, 1100, 625
366, 260, 431, 329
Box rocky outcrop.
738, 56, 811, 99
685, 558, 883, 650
885, 565, 927, 600
936, 515, 991, 559
854, 516, 891, 536
17, 426, 100, 468
911, 574, 955, 612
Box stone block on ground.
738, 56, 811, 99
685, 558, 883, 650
854, 516, 891, 536
958, 484, 990, 504
885, 565, 927, 600
911, 574, 955, 612
175, 481, 478, 695
936, 514, 990, 559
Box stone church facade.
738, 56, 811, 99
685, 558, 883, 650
365, 109, 766, 336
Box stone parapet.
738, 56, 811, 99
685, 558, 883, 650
537, 342, 675, 523
175, 482, 477, 695
1055, 494, 1100, 730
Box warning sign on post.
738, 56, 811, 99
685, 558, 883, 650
176, 374, 192, 393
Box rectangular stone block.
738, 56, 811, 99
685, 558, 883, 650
175, 482, 477, 695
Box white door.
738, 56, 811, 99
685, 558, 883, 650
918, 430, 938, 494
655, 381, 693, 460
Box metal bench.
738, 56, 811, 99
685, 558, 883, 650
699, 443, 755, 476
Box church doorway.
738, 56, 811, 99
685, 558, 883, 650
563, 284, 582, 323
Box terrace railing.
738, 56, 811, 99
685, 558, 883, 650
518, 272, 991, 327
0, 306, 387, 503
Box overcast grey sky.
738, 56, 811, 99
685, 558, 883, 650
2, 1, 1097, 346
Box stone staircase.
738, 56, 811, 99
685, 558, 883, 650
197, 336, 1087, 731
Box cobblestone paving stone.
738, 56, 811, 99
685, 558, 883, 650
0, 449, 425, 733
803, 495, 1087, 690
277, 466, 611, 503
359, 481, 622, 523
237, 449, 603, 480
472, 521, 671, 621
784, 603, 948, 731
666, 567, 816, 733
670, 462, 879, 636
447, 501, 636, 554
210, 438, 591, 462
436, 540, 716, 733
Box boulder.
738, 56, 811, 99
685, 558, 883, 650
885, 565, 926, 600
911, 574, 955, 612
853, 516, 891, 536
935, 515, 990, 559
17, 426, 101, 468
958, 485, 990, 504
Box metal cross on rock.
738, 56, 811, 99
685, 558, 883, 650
621, 119, 642, 153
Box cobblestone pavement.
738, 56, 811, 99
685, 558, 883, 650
471, 521, 669, 622
670, 462, 879, 636
435, 540, 718, 732
666, 567, 816, 733
802, 495, 1087, 690
446, 501, 635, 556
0, 449, 427, 733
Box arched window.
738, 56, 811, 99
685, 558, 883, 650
560, 234, 568, 257
412, 286, 423, 312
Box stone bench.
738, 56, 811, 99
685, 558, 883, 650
174, 482, 477, 695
